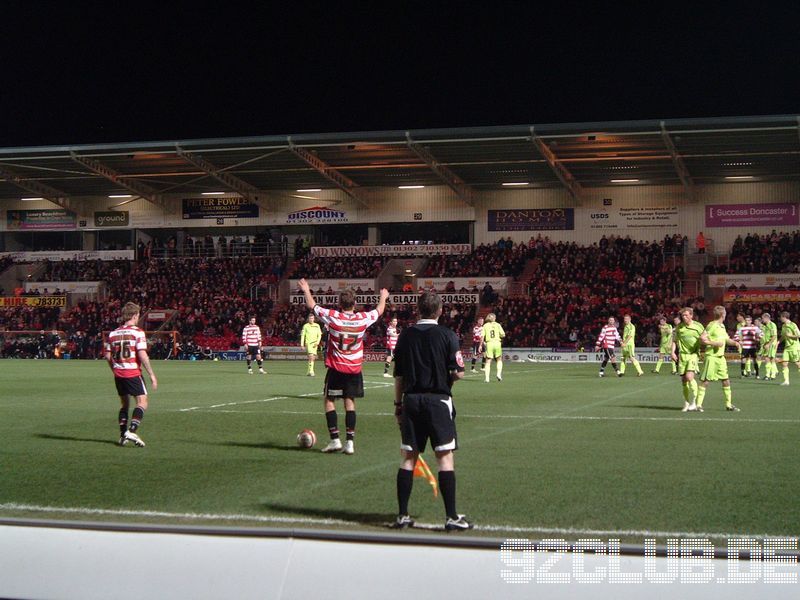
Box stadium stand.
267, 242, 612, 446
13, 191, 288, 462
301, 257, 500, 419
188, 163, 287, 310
488, 237, 692, 348
704, 230, 800, 273
5, 227, 800, 355
292, 255, 388, 279
424, 241, 528, 278
36, 259, 132, 283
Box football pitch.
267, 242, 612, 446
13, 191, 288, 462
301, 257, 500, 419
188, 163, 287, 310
1, 359, 798, 543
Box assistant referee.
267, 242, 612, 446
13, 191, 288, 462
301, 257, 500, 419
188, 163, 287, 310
391, 291, 472, 531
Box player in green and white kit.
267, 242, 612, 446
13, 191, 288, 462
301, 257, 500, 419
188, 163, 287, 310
754, 317, 765, 378
696, 305, 741, 412
300, 313, 322, 376
482, 313, 506, 383
759, 313, 779, 381
619, 314, 644, 376
735, 313, 748, 377
652, 317, 676, 374
671, 307, 704, 411
779, 312, 800, 386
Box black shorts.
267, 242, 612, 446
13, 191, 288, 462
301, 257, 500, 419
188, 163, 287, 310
400, 393, 458, 453
742, 347, 758, 359
324, 369, 364, 399
114, 375, 147, 398
601, 348, 616, 360
247, 345, 261, 359
472, 342, 482, 356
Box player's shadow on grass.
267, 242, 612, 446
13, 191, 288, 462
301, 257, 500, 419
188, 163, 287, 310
261, 502, 394, 527
215, 440, 307, 452
624, 405, 686, 411
35, 433, 118, 446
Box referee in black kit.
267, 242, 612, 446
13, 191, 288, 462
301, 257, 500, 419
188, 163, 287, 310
391, 291, 472, 531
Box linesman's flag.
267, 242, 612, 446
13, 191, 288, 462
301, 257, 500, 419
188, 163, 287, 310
413, 456, 438, 497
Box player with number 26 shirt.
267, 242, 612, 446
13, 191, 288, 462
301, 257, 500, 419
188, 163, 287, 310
105, 301, 157, 447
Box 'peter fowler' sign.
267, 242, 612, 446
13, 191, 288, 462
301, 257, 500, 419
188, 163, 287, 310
182, 197, 259, 219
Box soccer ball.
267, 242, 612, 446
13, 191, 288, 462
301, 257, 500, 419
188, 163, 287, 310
296, 429, 316, 448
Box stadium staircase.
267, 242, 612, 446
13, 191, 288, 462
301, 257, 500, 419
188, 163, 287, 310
0, 261, 48, 296
505, 258, 540, 298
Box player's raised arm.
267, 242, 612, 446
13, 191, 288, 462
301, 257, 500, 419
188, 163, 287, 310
298, 278, 316, 310
376, 288, 390, 316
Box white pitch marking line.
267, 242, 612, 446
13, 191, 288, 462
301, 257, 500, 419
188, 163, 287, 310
213, 409, 800, 425
1, 502, 792, 541
180, 396, 287, 412
178, 382, 391, 412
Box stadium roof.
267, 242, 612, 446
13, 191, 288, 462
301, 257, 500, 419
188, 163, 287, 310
0, 115, 797, 205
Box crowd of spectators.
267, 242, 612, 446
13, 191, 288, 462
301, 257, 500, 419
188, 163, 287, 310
725, 301, 800, 328
11, 227, 800, 358
137, 232, 287, 260
0, 305, 62, 332
704, 230, 800, 274
424, 241, 528, 278
37, 259, 131, 283
78, 256, 283, 340
293, 255, 387, 279
490, 237, 691, 348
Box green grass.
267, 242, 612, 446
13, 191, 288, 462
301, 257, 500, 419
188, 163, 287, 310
1, 359, 798, 542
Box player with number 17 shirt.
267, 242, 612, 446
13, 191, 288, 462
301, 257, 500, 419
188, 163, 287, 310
298, 278, 389, 455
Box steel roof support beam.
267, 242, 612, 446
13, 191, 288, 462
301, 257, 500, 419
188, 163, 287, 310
405, 132, 474, 206
797, 117, 800, 147
69, 152, 164, 208
530, 127, 583, 201
661, 121, 695, 200
287, 138, 368, 207
175, 145, 267, 208
0, 164, 74, 211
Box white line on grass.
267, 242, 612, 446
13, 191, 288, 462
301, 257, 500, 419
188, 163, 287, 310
177, 382, 392, 412
180, 396, 288, 412
1, 502, 791, 540
205, 408, 800, 425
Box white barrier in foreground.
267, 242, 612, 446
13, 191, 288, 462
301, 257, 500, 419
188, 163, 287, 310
0, 523, 797, 600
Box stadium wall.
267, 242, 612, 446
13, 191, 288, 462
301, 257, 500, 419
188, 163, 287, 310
2, 182, 798, 253
474, 182, 800, 248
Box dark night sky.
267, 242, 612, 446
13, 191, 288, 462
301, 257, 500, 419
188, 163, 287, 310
2, 2, 798, 147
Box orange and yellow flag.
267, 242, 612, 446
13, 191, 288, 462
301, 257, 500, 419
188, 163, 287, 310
413, 456, 438, 497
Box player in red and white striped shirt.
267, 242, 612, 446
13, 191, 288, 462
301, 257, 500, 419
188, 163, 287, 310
104, 302, 157, 447
383, 317, 400, 378
734, 315, 762, 378
470, 317, 485, 373
595, 316, 622, 377
298, 278, 389, 455
242, 317, 265, 374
